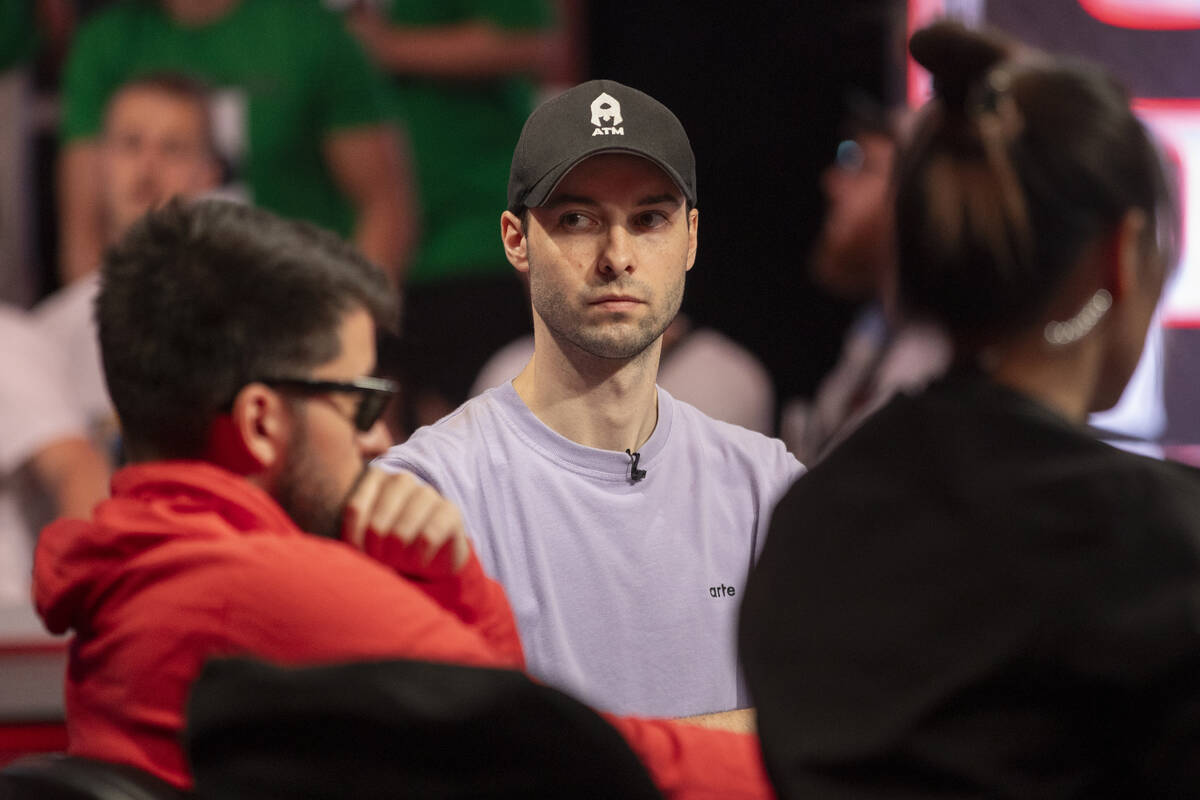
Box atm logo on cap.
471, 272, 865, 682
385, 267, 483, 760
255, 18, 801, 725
590, 92, 624, 136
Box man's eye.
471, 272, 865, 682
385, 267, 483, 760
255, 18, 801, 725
560, 212, 594, 230
635, 211, 669, 228
115, 134, 141, 153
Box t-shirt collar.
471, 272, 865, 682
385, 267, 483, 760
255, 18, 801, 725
491, 381, 674, 481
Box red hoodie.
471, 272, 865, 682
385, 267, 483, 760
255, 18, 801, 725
35, 461, 771, 798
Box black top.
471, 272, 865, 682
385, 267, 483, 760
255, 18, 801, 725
740, 368, 1200, 799
185, 656, 663, 800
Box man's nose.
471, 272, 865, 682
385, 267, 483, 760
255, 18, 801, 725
139, 145, 166, 172
133, 151, 164, 189
598, 225, 635, 276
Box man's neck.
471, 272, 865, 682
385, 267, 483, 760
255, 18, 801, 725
512, 328, 662, 453
162, 0, 241, 26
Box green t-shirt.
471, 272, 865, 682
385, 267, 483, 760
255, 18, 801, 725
385, 0, 553, 285
0, 0, 37, 71
62, 0, 391, 238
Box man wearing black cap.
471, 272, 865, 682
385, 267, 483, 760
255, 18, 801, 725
378, 80, 803, 722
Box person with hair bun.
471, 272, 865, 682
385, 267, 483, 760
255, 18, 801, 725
740, 22, 1200, 799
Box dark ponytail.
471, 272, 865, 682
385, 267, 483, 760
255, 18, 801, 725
895, 22, 1176, 349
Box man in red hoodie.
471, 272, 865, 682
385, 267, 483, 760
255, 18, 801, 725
34, 198, 770, 798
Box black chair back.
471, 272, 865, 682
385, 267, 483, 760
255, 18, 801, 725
0, 753, 191, 800
185, 657, 664, 800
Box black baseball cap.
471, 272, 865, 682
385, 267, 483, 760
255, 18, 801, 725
507, 79, 697, 213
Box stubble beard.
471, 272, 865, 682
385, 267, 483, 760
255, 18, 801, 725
527, 245, 686, 361
274, 411, 360, 540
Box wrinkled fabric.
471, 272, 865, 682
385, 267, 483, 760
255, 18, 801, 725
35, 460, 773, 798
35, 461, 523, 787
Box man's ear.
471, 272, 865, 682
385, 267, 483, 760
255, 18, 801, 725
686, 207, 699, 272
1106, 208, 1149, 305
501, 210, 530, 274
207, 383, 292, 476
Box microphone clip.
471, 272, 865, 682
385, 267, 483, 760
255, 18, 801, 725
625, 448, 647, 482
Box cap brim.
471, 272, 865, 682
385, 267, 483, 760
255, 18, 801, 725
515, 148, 696, 212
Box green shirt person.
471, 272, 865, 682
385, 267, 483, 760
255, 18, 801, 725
346, 0, 556, 286
59, 0, 415, 283
344, 0, 560, 428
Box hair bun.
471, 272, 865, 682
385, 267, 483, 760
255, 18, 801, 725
910, 21, 1014, 111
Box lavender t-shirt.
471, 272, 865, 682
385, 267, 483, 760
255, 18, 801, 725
376, 382, 804, 717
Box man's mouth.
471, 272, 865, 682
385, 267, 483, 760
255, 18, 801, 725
589, 295, 644, 311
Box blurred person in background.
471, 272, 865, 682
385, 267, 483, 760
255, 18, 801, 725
34, 198, 773, 798
783, 96, 950, 465
742, 21, 1200, 798
0, 305, 109, 614
0, 0, 73, 306
56, 0, 414, 284
35, 72, 222, 467
343, 0, 566, 429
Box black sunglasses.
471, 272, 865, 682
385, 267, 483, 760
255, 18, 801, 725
258, 376, 398, 432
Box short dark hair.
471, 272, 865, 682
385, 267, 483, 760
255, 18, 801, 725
895, 22, 1178, 349
98, 198, 397, 461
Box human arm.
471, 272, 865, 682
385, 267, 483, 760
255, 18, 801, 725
342, 468, 524, 667
27, 437, 110, 520
0, 309, 109, 519
345, 10, 559, 79
604, 714, 773, 799
309, 6, 417, 283
322, 125, 417, 284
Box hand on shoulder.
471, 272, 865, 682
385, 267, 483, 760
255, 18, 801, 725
342, 468, 471, 574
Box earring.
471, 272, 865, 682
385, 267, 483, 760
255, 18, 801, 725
1044, 289, 1112, 346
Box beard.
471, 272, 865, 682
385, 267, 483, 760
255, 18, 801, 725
274, 415, 364, 540
527, 244, 686, 361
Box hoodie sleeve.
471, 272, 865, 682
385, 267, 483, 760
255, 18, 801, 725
604, 713, 775, 800
76, 533, 527, 673
33, 518, 96, 635
211, 536, 521, 670
359, 529, 526, 669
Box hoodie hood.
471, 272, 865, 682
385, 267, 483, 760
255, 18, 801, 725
35, 461, 301, 635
